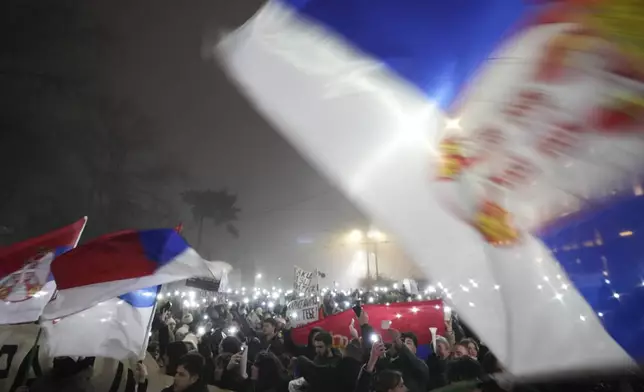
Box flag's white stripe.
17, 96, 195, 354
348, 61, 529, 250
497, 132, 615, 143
218, 0, 633, 375
42, 248, 225, 319
41, 297, 153, 361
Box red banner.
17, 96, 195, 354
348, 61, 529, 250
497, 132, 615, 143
291, 300, 445, 348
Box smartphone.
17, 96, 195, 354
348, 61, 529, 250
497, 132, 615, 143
352, 301, 362, 317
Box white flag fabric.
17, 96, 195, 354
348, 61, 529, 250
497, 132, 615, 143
218, 0, 643, 376
41, 286, 159, 361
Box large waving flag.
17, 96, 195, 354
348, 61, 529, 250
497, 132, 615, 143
291, 300, 444, 359
0, 218, 87, 324
42, 228, 230, 319
219, 0, 644, 377
41, 285, 160, 361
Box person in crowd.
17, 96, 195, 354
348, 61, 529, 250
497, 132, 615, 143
283, 323, 325, 360
176, 313, 194, 342
214, 347, 249, 391
259, 317, 285, 356
294, 331, 343, 392
382, 330, 429, 392
445, 357, 485, 385
355, 340, 397, 392
182, 323, 199, 351
452, 342, 469, 359
165, 341, 191, 376
460, 339, 479, 361
426, 336, 451, 390
220, 335, 243, 355
250, 351, 290, 392
335, 338, 365, 392
162, 352, 209, 392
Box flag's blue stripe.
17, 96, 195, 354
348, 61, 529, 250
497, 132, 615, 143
138, 229, 189, 267
119, 286, 160, 308
47, 246, 73, 283
280, 0, 535, 110
538, 193, 644, 360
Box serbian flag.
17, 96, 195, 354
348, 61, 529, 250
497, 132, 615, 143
42, 228, 230, 319
0, 217, 87, 324
41, 285, 160, 361
291, 300, 444, 359
219, 0, 644, 377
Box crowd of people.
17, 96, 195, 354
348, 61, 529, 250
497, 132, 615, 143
11, 292, 644, 392
135, 299, 644, 392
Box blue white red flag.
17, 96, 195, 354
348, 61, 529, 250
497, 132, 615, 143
219, 0, 644, 376
42, 228, 230, 319
41, 285, 160, 361
0, 217, 87, 324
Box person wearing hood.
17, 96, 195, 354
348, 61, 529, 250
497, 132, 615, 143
283, 323, 325, 360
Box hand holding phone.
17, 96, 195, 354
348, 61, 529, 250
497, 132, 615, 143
352, 301, 362, 317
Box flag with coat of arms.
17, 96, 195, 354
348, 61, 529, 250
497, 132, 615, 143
0, 217, 87, 325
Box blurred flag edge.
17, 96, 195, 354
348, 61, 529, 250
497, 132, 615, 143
42, 228, 231, 319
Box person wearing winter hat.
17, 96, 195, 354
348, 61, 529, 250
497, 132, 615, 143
175, 313, 194, 341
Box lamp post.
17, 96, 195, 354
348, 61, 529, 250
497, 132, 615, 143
347, 228, 388, 280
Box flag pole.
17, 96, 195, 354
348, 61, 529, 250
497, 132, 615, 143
139, 285, 161, 360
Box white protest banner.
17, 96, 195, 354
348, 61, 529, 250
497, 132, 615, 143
293, 266, 314, 294
0, 324, 45, 391
287, 297, 319, 327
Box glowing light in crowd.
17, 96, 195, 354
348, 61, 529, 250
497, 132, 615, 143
174, 291, 179, 296
343, 301, 350, 308
290, 311, 298, 319
197, 326, 206, 336
411, 307, 419, 313
228, 326, 238, 335
268, 301, 275, 309
368, 297, 374, 303
256, 273, 262, 279
157, 293, 164, 300
189, 291, 196, 298
370, 334, 379, 343
243, 297, 249, 304
203, 315, 209, 320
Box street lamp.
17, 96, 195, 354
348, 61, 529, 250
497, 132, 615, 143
347, 228, 388, 280
347, 229, 363, 243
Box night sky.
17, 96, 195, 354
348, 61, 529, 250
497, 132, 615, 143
0, 0, 423, 287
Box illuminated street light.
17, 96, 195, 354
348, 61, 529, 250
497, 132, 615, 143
347, 229, 363, 243
367, 230, 386, 242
